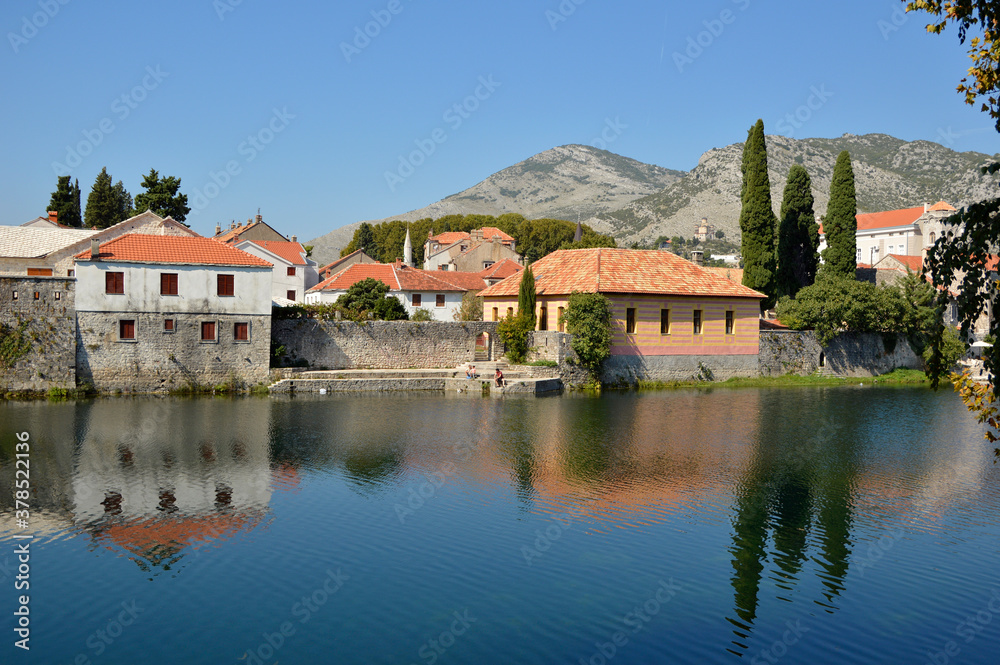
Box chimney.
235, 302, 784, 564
90, 239, 101, 260
291, 235, 297, 243
48, 210, 58, 224
255, 214, 262, 224
924, 202, 929, 213
690, 250, 704, 266
215, 224, 222, 235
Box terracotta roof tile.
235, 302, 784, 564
928, 200, 956, 212
479, 258, 523, 280
702, 266, 744, 285
856, 206, 925, 232
75, 234, 272, 267
428, 231, 470, 246
308, 263, 466, 293
425, 270, 488, 290
884, 254, 924, 272
480, 249, 765, 299
396, 267, 465, 292
480, 226, 514, 242
246, 240, 309, 265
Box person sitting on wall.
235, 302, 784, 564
469, 365, 478, 379
494, 368, 505, 388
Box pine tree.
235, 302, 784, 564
738, 119, 778, 310
84, 168, 115, 229
133, 168, 191, 222
47, 176, 82, 227
517, 264, 536, 327
821, 151, 858, 279
776, 164, 819, 298
357, 223, 375, 255
112, 180, 133, 222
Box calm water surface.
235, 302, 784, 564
1, 387, 998, 664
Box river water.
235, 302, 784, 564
1, 386, 998, 664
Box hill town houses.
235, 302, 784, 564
0, 201, 989, 393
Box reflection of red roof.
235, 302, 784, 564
479, 258, 523, 281
480, 249, 765, 299
247, 240, 308, 265
76, 234, 272, 267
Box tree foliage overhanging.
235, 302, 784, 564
561, 292, 613, 374
776, 164, 819, 299
335, 278, 409, 321
338, 213, 616, 266
739, 119, 778, 310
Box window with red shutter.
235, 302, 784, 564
119, 319, 135, 340
106, 272, 124, 294
201, 321, 216, 341
161, 273, 178, 295
287, 267, 296, 277
217, 275, 234, 297
234, 322, 249, 341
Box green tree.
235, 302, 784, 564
739, 119, 778, 310
518, 265, 537, 327
776, 164, 819, 298
47, 176, 82, 227
335, 278, 408, 321
496, 313, 532, 363
84, 168, 131, 229
561, 292, 613, 374
132, 169, 191, 222
455, 291, 483, 321
341, 222, 378, 258
820, 151, 858, 279
411, 308, 433, 321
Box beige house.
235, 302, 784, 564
214, 215, 288, 244
423, 227, 521, 272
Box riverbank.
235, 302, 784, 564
633, 368, 930, 391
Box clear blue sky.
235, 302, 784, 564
2, 0, 996, 240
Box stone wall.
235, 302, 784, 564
601, 353, 760, 384
526, 331, 576, 364
0, 276, 76, 392
77, 312, 271, 392
758, 330, 923, 377
272, 319, 500, 369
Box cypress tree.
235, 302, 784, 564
738, 119, 778, 310
821, 151, 858, 279
84, 168, 116, 229
47, 176, 82, 227
517, 264, 536, 327
357, 223, 375, 255
776, 164, 819, 298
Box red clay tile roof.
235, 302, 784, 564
426, 270, 489, 291
308, 263, 465, 293
309, 263, 400, 292
479, 258, 523, 280
881, 254, 924, 272
702, 266, 744, 284
856, 206, 925, 232
247, 240, 308, 265
927, 200, 956, 212
480, 226, 514, 242
760, 318, 789, 330
75, 234, 272, 267
479, 249, 765, 299
428, 231, 470, 246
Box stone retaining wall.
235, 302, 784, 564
759, 330, 923, 377
601, 353, 760, 384
0, 276, 76, 392
272, 319, 500, 369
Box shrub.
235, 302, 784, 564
561, 292, 613, 373
497, 313, 532, 363
411, 307, 433, 322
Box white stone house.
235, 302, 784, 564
235, 239, 319, 303
305, 262, 467, 321
818, 201, 957, 266
73, 234, 274, 391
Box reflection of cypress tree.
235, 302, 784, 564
814, 478, 853, 609
728, 480, 770, 626
770, 475, 813, 588
343, 447, 403, 486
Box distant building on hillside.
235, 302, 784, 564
693, 218, 716, 242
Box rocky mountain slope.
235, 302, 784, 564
592, 133, 999, 244
310, 134, 1000, 264
308, 145, 683, 264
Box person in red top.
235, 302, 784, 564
494, 368, 505, 387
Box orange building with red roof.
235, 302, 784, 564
480, 248, 765, 380
74, 234, 274, 391
423, 227, 521, 272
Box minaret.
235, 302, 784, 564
403, 225, 413, 267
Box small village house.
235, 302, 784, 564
235, 238, 319, 303
818, 200, 957, 266
423, 227, 521, 272
479, 248, 766, 381
74, 234, 274, 391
